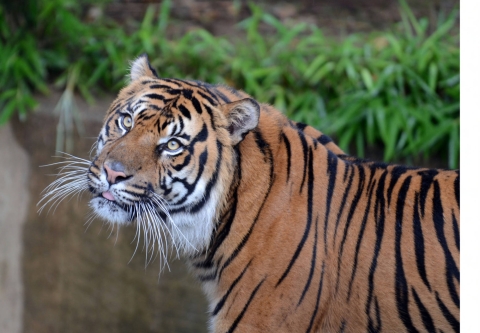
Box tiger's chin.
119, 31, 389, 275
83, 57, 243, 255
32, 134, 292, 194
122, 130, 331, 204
89, 196, 133, 225
88, 194, 219, 257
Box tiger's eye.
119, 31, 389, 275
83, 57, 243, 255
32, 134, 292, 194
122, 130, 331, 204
167, 139, 180, 151
123, 115, 132, 129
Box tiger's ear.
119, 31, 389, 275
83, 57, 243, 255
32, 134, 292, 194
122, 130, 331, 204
129, 54, 159, 82
221, 98, 260, 145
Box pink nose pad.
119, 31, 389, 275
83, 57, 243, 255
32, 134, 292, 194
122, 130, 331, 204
104, 163, 127, 184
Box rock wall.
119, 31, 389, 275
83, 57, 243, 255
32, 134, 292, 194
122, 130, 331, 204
0, 123, 29, 333
9, 100, 208, 333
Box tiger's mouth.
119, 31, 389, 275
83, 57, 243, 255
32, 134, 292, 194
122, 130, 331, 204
97, 192, 132, 210
89, 195, 135, 224
90, 187, 171, 226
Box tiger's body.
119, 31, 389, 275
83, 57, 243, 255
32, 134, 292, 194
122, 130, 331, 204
43, 55, 459, 332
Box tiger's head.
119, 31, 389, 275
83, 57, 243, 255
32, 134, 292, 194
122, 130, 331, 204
87, 55, 259, 255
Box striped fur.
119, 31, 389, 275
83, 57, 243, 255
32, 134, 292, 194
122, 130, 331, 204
68, 55, 460, 332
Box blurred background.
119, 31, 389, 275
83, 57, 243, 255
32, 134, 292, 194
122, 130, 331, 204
0, 0, 459, 332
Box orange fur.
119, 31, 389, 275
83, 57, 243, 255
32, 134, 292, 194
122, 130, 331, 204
75, 56, 460, 332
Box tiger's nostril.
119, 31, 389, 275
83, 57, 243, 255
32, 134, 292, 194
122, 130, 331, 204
104, 162, 129, 184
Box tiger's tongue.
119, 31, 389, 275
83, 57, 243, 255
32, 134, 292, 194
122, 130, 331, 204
102, 191, 115, 201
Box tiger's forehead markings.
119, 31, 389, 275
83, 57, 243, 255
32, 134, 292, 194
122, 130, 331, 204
147, 77, 223, 106
197, 90, 219, 106
135, 110, 157, 124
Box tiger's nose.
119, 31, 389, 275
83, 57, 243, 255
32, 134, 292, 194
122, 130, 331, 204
104, 161, 128, 184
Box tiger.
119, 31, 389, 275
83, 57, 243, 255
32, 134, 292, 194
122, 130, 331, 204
41, 54, 460, 333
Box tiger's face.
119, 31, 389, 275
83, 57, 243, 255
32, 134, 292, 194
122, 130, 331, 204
87, 55, 259, 255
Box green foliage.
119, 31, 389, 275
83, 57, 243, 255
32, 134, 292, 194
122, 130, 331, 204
0, 4, 48, 123
232, 1, 459, 168
0, 0, 459, 167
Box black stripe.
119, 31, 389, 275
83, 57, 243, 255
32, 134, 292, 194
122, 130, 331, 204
418, 169, 437, 217
225, 278, 265, 333
189, 142, 223, 214
218, 138, 274, 280
276, 147, 314, 287
123, 189, 144, 197
413, 192, 431, 290
148, 104, 161, 112
204, 104, 216, 129
317, 134, 333, 145
197, 273, 216, 282
87, 171, 100, 181
177, 104, 191, 119
335, 165, 365, 293
177, 115, 185, 134
161, 119, 171, 130
144, 93, 166, 101
296, 122, 307, 130
347, 177, 376, 300
191, 96, 203, 114
253, 130, 270, 158
161, 78, 182, 87
394, 176, 419, 333
412, 288, 435, 332
137, 112, 155, 123
171, 124, 177, 136
141, 80, 156, 86
387, 166, 409, 207
104, 115, 114, 136
432, 181, 460, 308
341, 161, 349, 184
366, 170, 388, 332
305, 261, 325, 333
333, 164, 354, 245
168, 148, 208, 208
191, 123, 209, 145
452, 211, 459, 251
196, 202, 234, 269
172, 155, 191, 171
212, 259, 252, 316
181, 88, 193, 100
281, 132, 292, 183
298, 215, 318, 306
130, 183, 148, 190
166, 89, 183, 96
149, 84, 172, 90
324, 150, 337, 251
197, 150, 242, 269
435, 292, 459, 332
298, 130, 309, 193
198, 90, 218, 106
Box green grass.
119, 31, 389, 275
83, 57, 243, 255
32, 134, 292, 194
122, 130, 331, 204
0, 0, 459, 168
